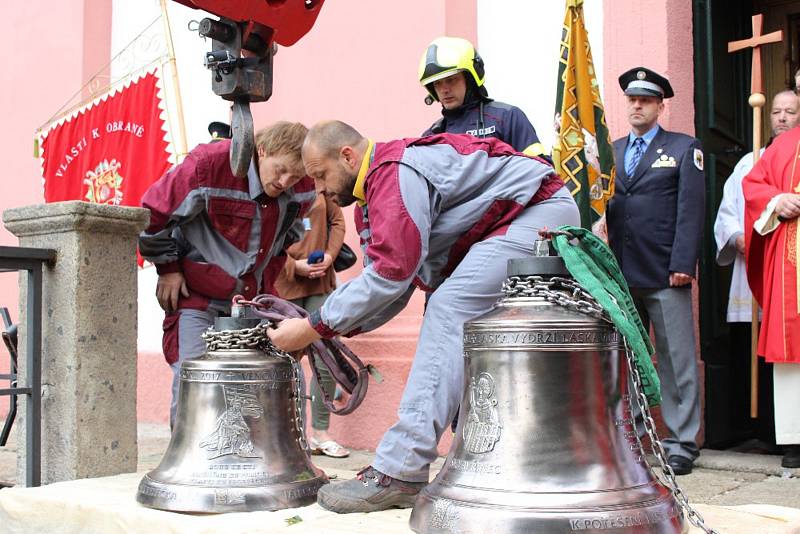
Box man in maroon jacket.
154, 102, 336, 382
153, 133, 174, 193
139, 121, 316, 424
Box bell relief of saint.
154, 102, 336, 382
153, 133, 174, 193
463, 372, 502, 454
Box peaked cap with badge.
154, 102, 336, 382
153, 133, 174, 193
618, 67, 674, 99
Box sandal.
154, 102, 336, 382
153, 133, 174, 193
309, 437, 350, 458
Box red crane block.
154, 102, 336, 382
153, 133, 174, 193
172, 0, 325, 46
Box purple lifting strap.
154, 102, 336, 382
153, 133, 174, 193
246, 294, 370, 415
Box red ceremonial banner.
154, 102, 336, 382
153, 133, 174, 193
40, 70, 171, 207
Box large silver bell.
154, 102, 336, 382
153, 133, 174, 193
410, 256, 686, 533
137, 316, 327, 512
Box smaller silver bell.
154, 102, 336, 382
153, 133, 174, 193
137, 315, 327, 512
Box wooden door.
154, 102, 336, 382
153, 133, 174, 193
693, 0, 755, 447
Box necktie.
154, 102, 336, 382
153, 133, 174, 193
626, 137, 645, 177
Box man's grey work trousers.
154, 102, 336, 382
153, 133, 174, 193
373, 193, 580, 482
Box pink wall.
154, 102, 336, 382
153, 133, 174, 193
0, 0, 111, 415
446, 0, 478, 46
0, 0, 112, 238
603, 0, 696, 139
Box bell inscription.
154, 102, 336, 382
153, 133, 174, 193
463, 328, 620, 350
568, 505, 680, 531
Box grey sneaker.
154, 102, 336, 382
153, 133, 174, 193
316, 466, 425, 513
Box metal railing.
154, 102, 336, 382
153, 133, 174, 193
0, 307, 18, 447
0, 246, 56, 487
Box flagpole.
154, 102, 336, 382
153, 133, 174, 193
160, 0, 189, 162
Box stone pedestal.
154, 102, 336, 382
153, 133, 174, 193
3, 201, 149, 484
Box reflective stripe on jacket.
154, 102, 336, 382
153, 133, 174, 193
424, 100, 542, 154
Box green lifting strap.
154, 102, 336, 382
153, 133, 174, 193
550, 225, 662, 406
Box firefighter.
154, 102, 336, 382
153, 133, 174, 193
419, 36, 546, 156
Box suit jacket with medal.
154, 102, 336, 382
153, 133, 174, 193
607, 126, 705, 288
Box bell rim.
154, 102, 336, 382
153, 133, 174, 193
136, 472, 329, 513
409, 488, 686, 533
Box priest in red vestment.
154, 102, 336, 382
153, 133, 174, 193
743, 123, 800, 468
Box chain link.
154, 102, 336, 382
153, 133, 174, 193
201, 324, 310, 453
623, 339, 718, 534
503, 275, 717, 533
502, 275, 609, 321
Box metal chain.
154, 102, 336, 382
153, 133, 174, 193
201, 324, 310, 453
503, 276, 717, 533
201, 324, 271, 351
623, 339, 718, 534
502, 275, 609, 321
281, 352, 310, 452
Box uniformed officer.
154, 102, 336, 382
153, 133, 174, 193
418, 36, 546, 156
606, 67, 704, 475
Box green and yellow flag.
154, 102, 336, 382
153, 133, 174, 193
553, 0, 615, 229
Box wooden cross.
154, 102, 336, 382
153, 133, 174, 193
727, 13, 783, 419
728, 14, 783, 95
